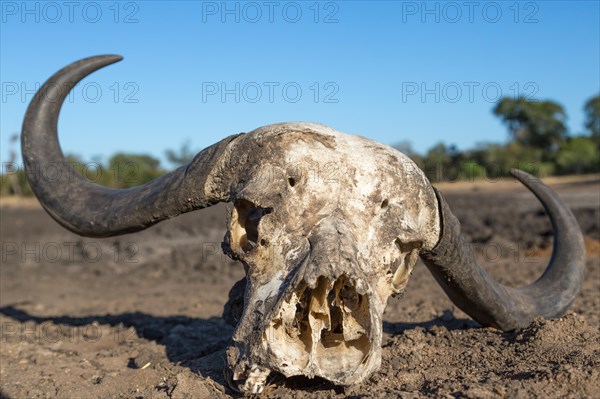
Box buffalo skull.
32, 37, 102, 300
21, 56, 585, 394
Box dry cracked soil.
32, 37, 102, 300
1, 176, 599, 398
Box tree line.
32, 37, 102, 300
395, 94, 599, 182
1, 94, 598, 196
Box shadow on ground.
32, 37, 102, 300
0, 305, 481, 397
0, 305, 232, 378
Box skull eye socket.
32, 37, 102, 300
232, 199, 272, 253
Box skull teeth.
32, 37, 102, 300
263, 274, 372, 379
239, 364, 270, 394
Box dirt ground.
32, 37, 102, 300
1, 176, 599, 399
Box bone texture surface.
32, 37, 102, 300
217, 122, 440, 391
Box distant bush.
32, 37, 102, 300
0, 153, 166, 197
556, 136, 600, 175
459, 161, 487, 181
470, 141, 555, 178
103, 153, 164, 188
0, 168, 32, 196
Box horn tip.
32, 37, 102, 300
98, 54, 124, 63
79, 54, 123, 67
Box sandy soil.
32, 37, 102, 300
1, 177, 599, 398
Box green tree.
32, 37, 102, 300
556, 136, 600, 174
106, 153, 164, 188
584, 94, 600, 140
493, 97, 567, 153
5, 133, 23, 196
423, 142, 462, 182
472, 141, 553, 177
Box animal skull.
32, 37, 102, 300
217, 124, 440, 392
21, 56, 586, 394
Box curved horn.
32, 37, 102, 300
22, 55, 241, 237
420, 170, 585, 331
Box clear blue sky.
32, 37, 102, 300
1, 1, 599, 166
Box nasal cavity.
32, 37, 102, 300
232, 199, 272, 252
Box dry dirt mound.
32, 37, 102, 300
375, 314, 600, 399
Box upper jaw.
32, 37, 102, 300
262, 269, 383, 383
228, 259, 387, 392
